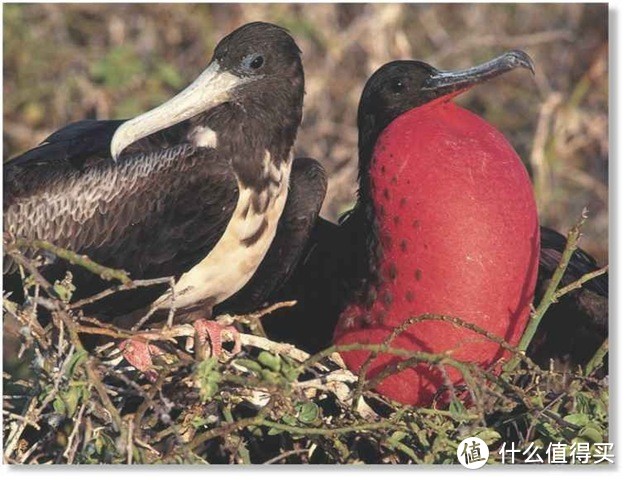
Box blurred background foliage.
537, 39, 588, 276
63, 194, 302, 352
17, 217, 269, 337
3, 3, 608, 262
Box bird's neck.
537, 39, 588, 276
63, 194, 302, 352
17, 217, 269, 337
347, 114, 396, 303
341, 186, 386, 321
198, 82, 303, 189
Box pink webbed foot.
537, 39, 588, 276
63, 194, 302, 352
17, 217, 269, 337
193, 319, 241, 360
120, 337, 166, 382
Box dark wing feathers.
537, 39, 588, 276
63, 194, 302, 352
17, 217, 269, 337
4, 133, 239, 316
252, 214, 347, 353
138, 161, 239, 279
217, 157, 328, 314
6, 120, 125, 171
524, 226, 608, 368
539, 226, 607, 296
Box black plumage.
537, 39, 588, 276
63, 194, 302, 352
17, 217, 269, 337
527, 227, 608, 368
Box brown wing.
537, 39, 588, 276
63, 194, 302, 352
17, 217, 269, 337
4, 124, 238, 317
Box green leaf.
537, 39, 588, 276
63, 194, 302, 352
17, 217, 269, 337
281, 414, 298, 426
417, 429, 430, 447
258, 351, 281, 372
53, 280, 76, 302
261, 370, 281, 383
196, 357, 219, 376
385, 433, 420, 463
536, 421, 561, 440
23, 275, 37, 289
389, 431, 407, 443
449, 397, 466, 415
564, 413, 590, 427
66, 350, 87, 377
190, 416, 215, 429
476, 429, 501, 446
297, 402, 319, 424
234, 359, 263, 374
247, 425, 264, 437
280, 357, 299, 381
62, 386, 85, 417
282, 366, 299, 382
199, 381, 218, 402
195, 357, 221, 401
579, 426, 603, 444
53, 396, 66, 415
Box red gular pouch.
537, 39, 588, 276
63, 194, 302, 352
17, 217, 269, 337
334, 101, 539, 407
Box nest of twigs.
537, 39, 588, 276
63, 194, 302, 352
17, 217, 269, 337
2, 213, 608, 464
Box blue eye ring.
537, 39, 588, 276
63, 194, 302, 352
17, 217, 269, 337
243, 53, 264, 70
250, 55, 264, 69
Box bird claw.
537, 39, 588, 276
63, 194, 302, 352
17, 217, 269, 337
193, 319, 241, 360
120, 337, 166, 382
119, 320, 240, 377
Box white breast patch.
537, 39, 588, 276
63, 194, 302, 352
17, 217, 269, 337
152, 151, 291, 311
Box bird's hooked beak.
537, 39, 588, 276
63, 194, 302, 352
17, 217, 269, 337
422, 50, 535, 100
110, 61, 249, 160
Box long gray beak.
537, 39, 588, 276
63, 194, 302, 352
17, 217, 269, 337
423, 50, 535, 94
110, 62, 246, 160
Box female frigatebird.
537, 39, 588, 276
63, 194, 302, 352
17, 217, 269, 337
261, 52, 608, 404
3, 22, 327, 375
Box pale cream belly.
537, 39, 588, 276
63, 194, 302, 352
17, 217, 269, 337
152, 157, 291, 311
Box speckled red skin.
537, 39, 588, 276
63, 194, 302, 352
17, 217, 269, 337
334, 100, 540, 406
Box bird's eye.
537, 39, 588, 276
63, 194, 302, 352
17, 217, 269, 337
391, 79, 405, 94
241, 52, 265, 72
250, 55, 264, 69
241, 53, 265, 73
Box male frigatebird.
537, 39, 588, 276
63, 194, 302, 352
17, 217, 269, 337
333, 51, 540, 405
3, 22, 327, 375
260, 52, 608, 404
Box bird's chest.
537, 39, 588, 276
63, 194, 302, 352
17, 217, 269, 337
334, 102, 540, 407
156, 155, 292, 311
337, 103, 539, 336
